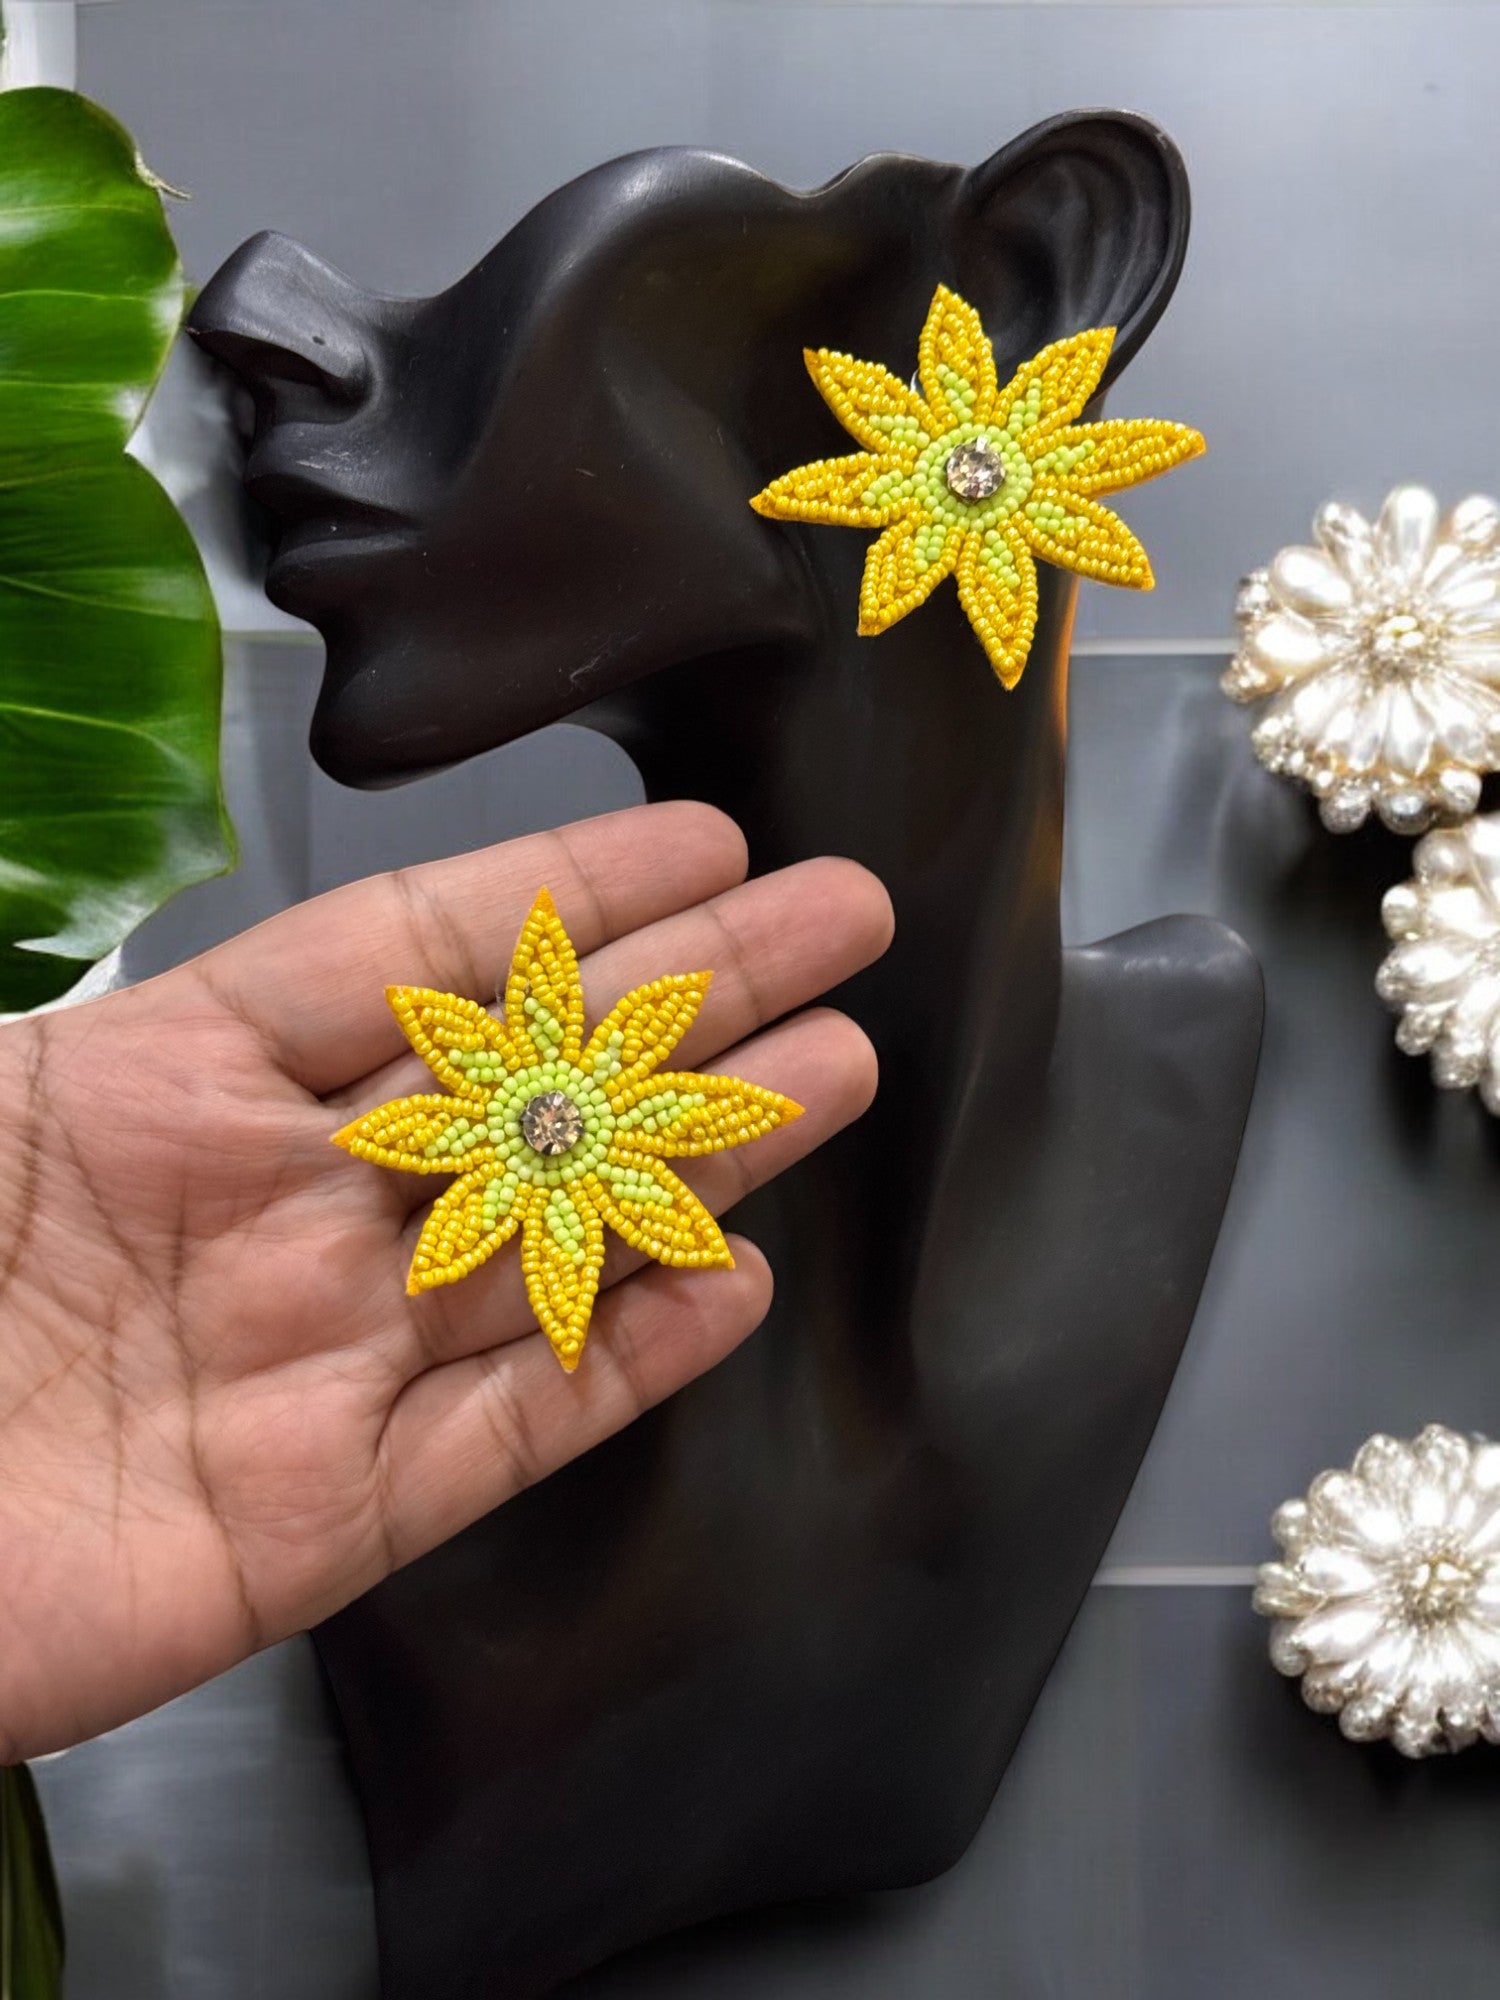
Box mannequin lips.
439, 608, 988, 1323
245, 449, 408, 586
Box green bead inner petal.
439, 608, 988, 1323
424, 1110, 494, 1162
867, 412, 929, 448
615, 1086, 706, 1137
544, 1186, 590, 1265
597, 1160, 675, 1208
934, 361, 978, 414
446, 1044, 509, 1087
979, 528, 1022, 589
522, 991, 567, 1053
480, 1177, 518, 1232
1005, 380, 1045, 437
589, 1029, 626, 1082
913, 521, 954, 572
1024, 497, 1083, 541
1029, 436, 1097, 479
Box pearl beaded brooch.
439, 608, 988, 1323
333, 888, 801, 1371
1225, 488, 1500, 834
750, 283, 1204, 688
1378, 815, 1500, 1110
1256, 1425, 1500, 1757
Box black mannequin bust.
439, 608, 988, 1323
190, 111, 1263, 2000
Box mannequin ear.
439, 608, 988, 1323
953, 110, 1189, 385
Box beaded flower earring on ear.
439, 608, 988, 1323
333, 888, 801, 1371
749, 282, 1204, 689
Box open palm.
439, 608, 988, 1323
0, 803, 890, 1760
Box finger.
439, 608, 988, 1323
391, 1006, 875, 1368
185, 801, 749, 1094
377, 1236, 774, 1568
584, 854, 892, 1075
326, 853, 893, 1117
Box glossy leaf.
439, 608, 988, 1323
0, 1765, 63, 2000
0, 87, 230, 1009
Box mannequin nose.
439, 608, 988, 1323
188, 231, 374, 413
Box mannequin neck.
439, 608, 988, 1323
585, 563, 1074, 1116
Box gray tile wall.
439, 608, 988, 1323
85, 0, 1500, 642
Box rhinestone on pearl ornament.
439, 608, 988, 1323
1224, 487, 1500, 834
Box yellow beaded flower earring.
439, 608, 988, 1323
750, 283, 1204, 689
334, 888, 801, 1371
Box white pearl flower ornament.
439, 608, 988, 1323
1255, 1425, 1500, 1757
1224, 487, 1500, 834
1378, 815, 1500, 1108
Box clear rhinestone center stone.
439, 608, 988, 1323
945, 439, 1005, 503
521, 1091, 584, 1156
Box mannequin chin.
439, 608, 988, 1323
191, 112, 1262, 2000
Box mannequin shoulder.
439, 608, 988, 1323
1060, 914, 1264, 1122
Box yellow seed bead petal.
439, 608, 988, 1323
917, 283, 999, 432
801, 346, 931, 458
333, 1093, 499, 1174
992, 325, 1116, 442
503, 886, 586, 1067
858, 517, 963, 636
585, 972, 712, 1097
610, 1071, 801, 1158
590, 1155, 734, 1271
1027, 417, 1205, 497
954, 531, 1039, 691
749, 451, 903, 530
407, 1173, 528, 1293
520, 1186, 606, 1370
1018, 488, 1156, 591
386, 988, 513, 1099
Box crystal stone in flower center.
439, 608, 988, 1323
521, 1091, 584, 1156
945, 438, 1005, 503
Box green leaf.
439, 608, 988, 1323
0, 1766, 63, 2000
0, 87, 231, 1010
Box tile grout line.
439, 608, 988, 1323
1093, 1565, 1259, 1587
1072, 636, 1235, 657
219, 624, 1242, 654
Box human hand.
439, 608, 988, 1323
0, 803, 891, 1759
